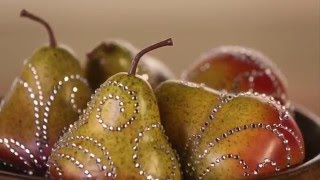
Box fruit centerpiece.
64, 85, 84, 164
0, 9, 319, 180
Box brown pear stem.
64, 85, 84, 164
20, 9, 57, 48
129, 38, 173, 75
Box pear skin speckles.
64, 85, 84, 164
48, 73, 182, 179
0, 47, 91, 175
155, 80, 304, 179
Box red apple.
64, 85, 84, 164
182, 46, 289, 108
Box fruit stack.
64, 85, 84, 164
0, 9, 315, 180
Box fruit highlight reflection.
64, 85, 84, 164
48, 38, 182, 179
155, 80, 304, 179
0, 9, 91, 175
182, 46, 289, 107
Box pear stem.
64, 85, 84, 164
129, 38, 173, 75
20, 9, 57, 48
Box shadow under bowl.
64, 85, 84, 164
0, 104, 319, 179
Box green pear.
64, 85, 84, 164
48, 38, 181, 179
85, 39, 175, 90
155, 80, 304, 179
0, 9, 91, 175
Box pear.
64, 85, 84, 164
155, 80, 304, 179
0, 9, 91, 175
48, 38, 181, 179
85, 39, 175, 90
182, 46, 289, 107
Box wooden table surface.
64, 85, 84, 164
0, 0, 319, 115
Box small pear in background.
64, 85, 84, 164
85, 39, 175, 90
182, 46, 289, 107
0, 10, 91, 175
48, 38, 181, 179
155, 80, 304, 179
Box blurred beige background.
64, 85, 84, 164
0, 1, 319, 115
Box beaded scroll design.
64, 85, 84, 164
48, 80, 180, 179
180, 89, 303, 179
193, 46, 288, 105
0, 62, 89, 175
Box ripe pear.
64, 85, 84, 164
155, 80, 304, 179
182, 46, 289, 106
48, 38, 181, 179
85, 39, 175, 90
0, 10, 91, 175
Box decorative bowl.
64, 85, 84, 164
0, 104, 319, 180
